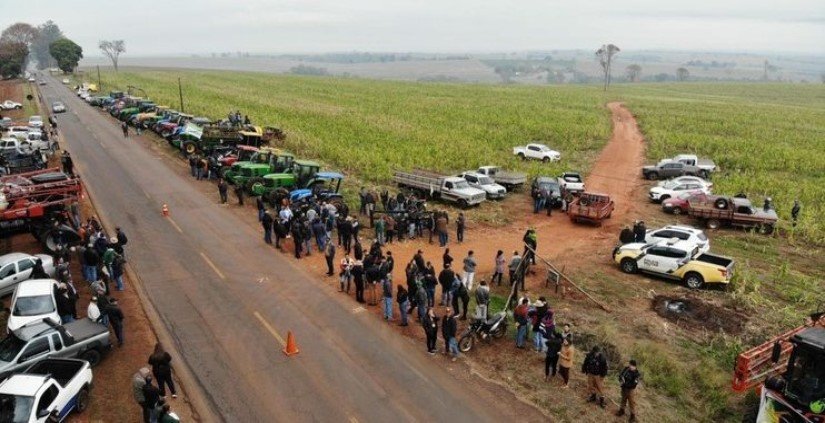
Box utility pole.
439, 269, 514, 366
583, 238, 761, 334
97, 65, 102, 91
178, 77, 185, 113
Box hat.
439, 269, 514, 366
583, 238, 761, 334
90, 296, 97, 302
110, 237, 118, 244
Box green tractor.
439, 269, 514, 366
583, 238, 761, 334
222, 148, 295, 182
179, 124, 282, 156
227, 164, 273, 188
249, 173, 296, 198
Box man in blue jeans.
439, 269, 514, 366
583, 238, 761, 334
382, 277, 393, 320
442, 307, 459, 361
514, 298, 530, 348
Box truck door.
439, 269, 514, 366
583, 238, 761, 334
34, 383, 59, 420
639, 247, 674, 273
442, 181, 456, 202
527, 145, 540, 159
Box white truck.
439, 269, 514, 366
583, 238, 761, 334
393, 170, 486, 208
512, 143, 561, 162
0, 101, 23, 110
669, 154, 717, 177
0, 358, 93, 422
458, 172, 507, 199
557, 172, 585, 195
475, 166, 527, 191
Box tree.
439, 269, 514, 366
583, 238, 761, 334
676, 67, 690, 81
99, 40, 125, 71
625, 64, 642, 82
49, 38, 83, 73
0, 41, 29, 78
1, 23, 38, 45
31, 21, 63, 69
595, 44, 620, 91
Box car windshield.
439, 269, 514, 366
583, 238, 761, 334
697, 232, 708, 241
538, 146, 551, 151
0, 335, 25, 362
453, 181, 470, 189
13, 295, 55, 317
477, 176, 494, 185
0, 394, 34, 423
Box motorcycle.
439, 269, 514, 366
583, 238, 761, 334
458, 311, 508, 352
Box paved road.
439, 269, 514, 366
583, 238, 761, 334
40, 80, 545, 422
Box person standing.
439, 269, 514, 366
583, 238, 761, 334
324, 241, 336, 277
462, 250, 477, 291
491, 250, 505, 285
617, 359, 642, 422
261, 211, 273, 245
148, 343, 177, 398
256, 196, 266, 222
142, 376, 161, 422
583, 346, 609, 408
382, 275, 393, 320
87, 296, 102, 323
358, 187, 367, 215
558, 337, 575, 388
234, 184, 244, 206
423, 307, 438, 355
514, 298, 529, 349
375, 215, 386, 245
121, 121, 129, 137
291, 221, 304, 259
442, 307, 459, 361
438, 263, 455, 306
352, 259, 365, 302
633, 221, 646, 243
133, 368, 153, 423
452, 278, 470, 320
475, 279, 490, 320
396, 285, 409, 326
218, 179, 228, 204
436, 212, 449, 246
442, 248, 454, 270
620, 225, 635, 244
508, 250, 522, 287
83, 244, 99, 282
532, 297, 548, 352
106, 298, 125, 347
791, 200, 801, 227
456, 212, 465, 243
544, 332, 563, 380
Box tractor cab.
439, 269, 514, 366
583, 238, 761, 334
785, 328, 825, 410
292, 160, 321, 188
289, 171, 344, 204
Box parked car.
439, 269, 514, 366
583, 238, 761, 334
0, 100, 23, 110
7, 279, 60, 333
661, 191, 709, 215
475, 166, 526, 191
687, 195, 779, 234
0, 117, 13, 129
531, 177, 563, 208
613, 239, 734, 289
26, 77, 35, 83
0, 138, 34, 156
645, 225, 710, 253
51, 102, 66, 113
0, 358, 93, 421
5, 126, 33, 141
656, 175, 713, 190
512, 143, 561, 162
0, 253, 56, 297
61, 78, 70, 84
393, 170, 486, 208
459, 172, 507, 199
641, 160, 704, 180
38, 80, 46, 86
649, 179, 711, 203
27, 116, 43, 129
557, 172, 585, 195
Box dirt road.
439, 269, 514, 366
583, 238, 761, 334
38, 77, 548, 422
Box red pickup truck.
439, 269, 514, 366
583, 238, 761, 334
567, 192, 614, 226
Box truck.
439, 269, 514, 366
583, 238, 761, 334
0, 318, 110, 378
0, 358, 93, 422
512, 143, 561, 162
687, 195, 778, 234
671, 154, 716, 175
458, 172, 507, 200
178, 124, 282, 155
641, 160, 705, 180
393, 170, 486, 208
567, 192, 614, 226
557, 172, 585, 195
613, 238, 735, 289
475, 166, 527, 191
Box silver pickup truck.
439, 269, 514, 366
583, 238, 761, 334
393, 170, 486, 208
0, 318, 111, 378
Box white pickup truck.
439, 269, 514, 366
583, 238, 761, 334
513, 143, 561, 162
557, 172, 585, 194
670, 154, 717, 177
0, 358, 92, 422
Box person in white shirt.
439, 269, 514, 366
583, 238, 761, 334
87, 296, 101, 323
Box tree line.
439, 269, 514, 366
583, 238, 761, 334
0, 21, 83, 77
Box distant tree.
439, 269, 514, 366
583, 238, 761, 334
49, 38, 83, 73
595, 44, 620, 91
289, 65, 329, 76
1, 23, 38, 45
31, 21, 63, 69
676, 67, 690, 81
99, 40, 126, 71
494, 66, 515, 84
654, 73, 671, 82
626, 64, 642, 82
0, 41, 29, 78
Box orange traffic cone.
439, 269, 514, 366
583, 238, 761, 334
162, 204, 169, 217
283, 331, 300, 356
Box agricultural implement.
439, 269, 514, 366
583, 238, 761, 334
733, 310, 825, 422
0, 168, 84, 252
178, 124, 285, 155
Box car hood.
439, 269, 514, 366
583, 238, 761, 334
480, 184, 506, 193
454, 187, 486, 197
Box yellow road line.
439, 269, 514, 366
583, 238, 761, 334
199, 252, 226, 280
253, 311, 286, 347
166, 217, 183, 234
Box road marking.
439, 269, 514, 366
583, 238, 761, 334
167, 217, 184, 234
253, 311, 286, 347
199, 252, 226, 280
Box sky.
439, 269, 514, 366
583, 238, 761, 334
1, 0, 823, 56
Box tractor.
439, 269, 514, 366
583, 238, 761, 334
222, 148, 294, 182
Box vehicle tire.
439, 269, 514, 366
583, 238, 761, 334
672, 207, 683, 215
646, 171, 658, 180
76, 387, 90, 413
246, 177, 264, 192
659, 195, 670, 202
542, 156, 550, 163
706, 219, 721, 230
620, 258, 638, 274
684, 272, 705, 289
458, 334, 474, 352
518, 153, 526, 161
182, 141, 197, 155
458, 199, 468, 209
714, 198, 728, 209
491, 322, 507, 339
700, 170, 709, 179
80, 349, 102, 367
758, 223, 774, 235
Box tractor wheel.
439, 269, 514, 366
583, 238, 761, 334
246, 177, 265, 192
182, 141, 197, 155
620, 258, 638, 274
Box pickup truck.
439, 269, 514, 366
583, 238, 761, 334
567, 192, 614, 226
475, 166, 526, 191
0, 318, 110, 378
393, 170, 486, 208
641, 159, 705, 180
613, 239, 735, 289
512, 143, 561, 162
458, 172, 507, 199
557, 172, 585, 195
687, 195, 778, 234
0, 101, 22, 110
0, 138, 51, 156
0, 358, 92, 422
671, 154, 716, 174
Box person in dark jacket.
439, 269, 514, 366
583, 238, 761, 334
582, 346, 609, 408
633, 221, 646, 243
106, 298, 125, 346
291, 222, 303, 259
617, 359, 642, 422
619, 225, 635, 244
352, 260, 365, 303
353, 239, 364, 261
396, 285, 409, 326
442, 248, 453, 269
544, 332, 563, 380
31, 259, 49, 279
438, 264, 455, 306
451, 280, 470, 320
261, 211, 273, 245
234, 184, 244, 206
442, 307, 459, 360
148, 343, 176, 398
142, 376, 161, 420
55, 285, 74, 323
413, 250, 426, 273
218, 179, 228, 204
423, 307, 438, 354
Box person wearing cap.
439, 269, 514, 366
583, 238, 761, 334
619, 225, 635, 244
633, 221, 646, 243
617, 359, 642, 421
583, 345, 609, 408
532, 297, 548, 352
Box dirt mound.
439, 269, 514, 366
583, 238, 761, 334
576, 332, 623, 372
651, 295, 747, 335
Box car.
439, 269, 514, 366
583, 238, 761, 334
649, 179, 711, 202
26, 77, 35, 83
557, 172, 585, 195
532, 177, 563, 207
513, 143, 561, 162
27, 116, 43, 129
662, 191, 709, 215
459, 172, 507, 199
38, 80, 46, 86
51, 102, 66, 113
613, 239, 734, 289
645, 225, 710, 253
0, 253, 56, 297
62, 78, 70, 84
7, 279, 59, 333
0, 358, 94, 422
0, 100, 22, 110
4, 126, 33, 141
0, 117, 12, 129
642, 160, 704, 180
656, 175, 713, 190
